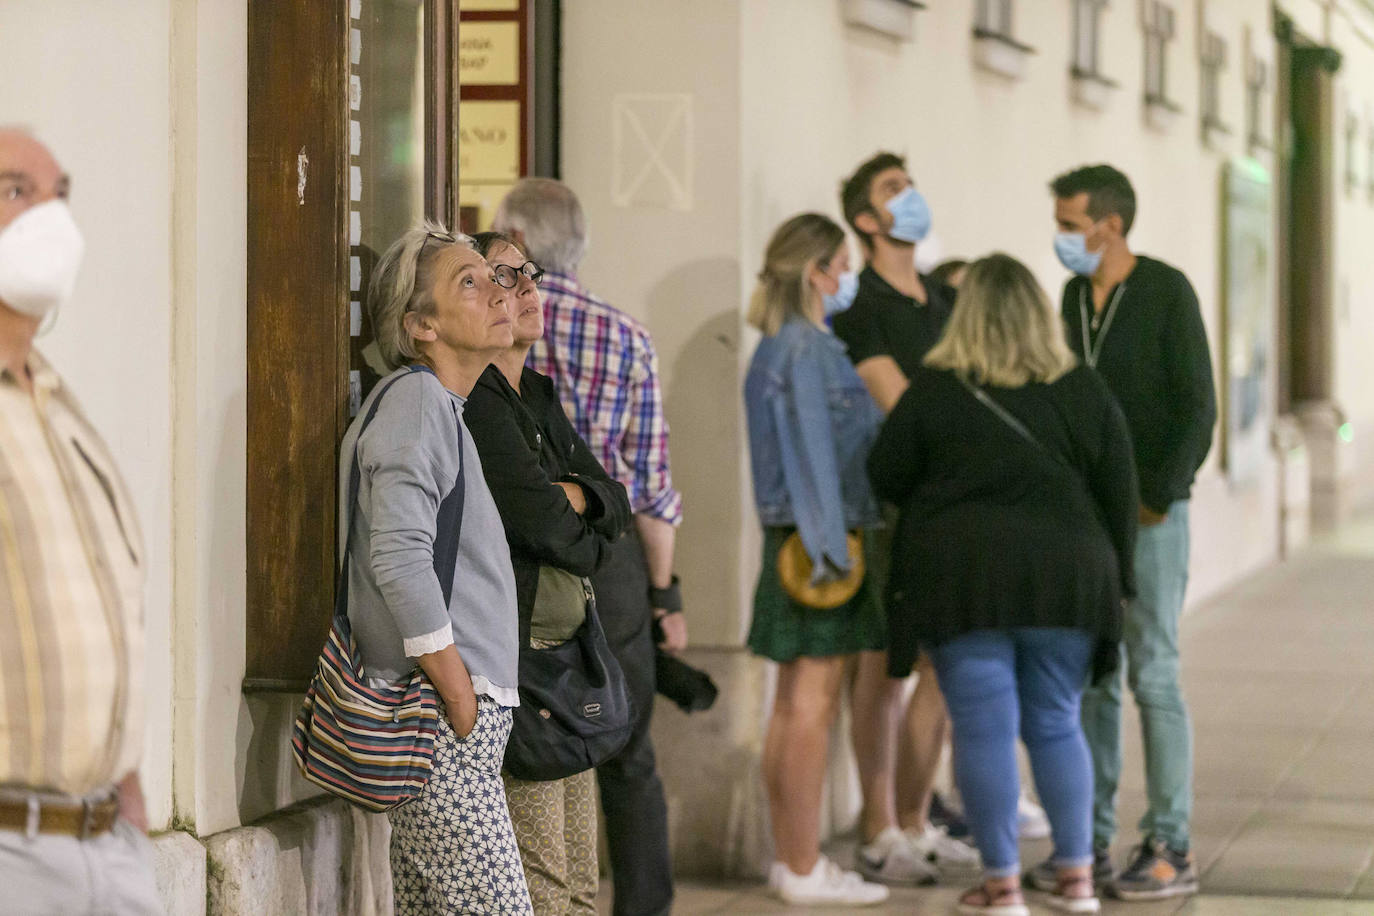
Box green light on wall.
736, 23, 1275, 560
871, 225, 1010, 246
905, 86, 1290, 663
1339, 422, 1355, 444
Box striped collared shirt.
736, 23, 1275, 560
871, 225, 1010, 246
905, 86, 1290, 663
527, 271, 682, 525
0, 352, 145, 796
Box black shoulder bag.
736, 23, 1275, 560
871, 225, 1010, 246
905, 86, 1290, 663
500, 392, 635, 782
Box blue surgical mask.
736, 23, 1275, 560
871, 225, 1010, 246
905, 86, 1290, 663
884, 187, 932, 244
823, 270, 859, 317
1054, 231, 1103, 276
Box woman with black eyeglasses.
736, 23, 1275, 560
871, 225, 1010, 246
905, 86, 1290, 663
462, 231, 632, 915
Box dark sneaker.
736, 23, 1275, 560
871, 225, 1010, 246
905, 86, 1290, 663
930, 792, 973, 841
1025, 848, 1113, 893
1109, 838, 1198, 901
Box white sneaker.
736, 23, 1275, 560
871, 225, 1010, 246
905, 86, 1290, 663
857, 826, 939, 886
770, 856, 890, 906
1017, 794, 1051, 840
906, 822, 983, 874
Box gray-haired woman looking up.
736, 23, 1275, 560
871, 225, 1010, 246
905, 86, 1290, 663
341, 224, 533, 915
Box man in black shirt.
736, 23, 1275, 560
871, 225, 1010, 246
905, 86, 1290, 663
833, 152, 976, 887
1031, 164, 1215, 902
834, 153, 956, 412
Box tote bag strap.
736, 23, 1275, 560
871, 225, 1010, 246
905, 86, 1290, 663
337, 365, 466, 621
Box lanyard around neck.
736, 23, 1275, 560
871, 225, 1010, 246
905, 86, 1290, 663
1079, 281, 1127, 369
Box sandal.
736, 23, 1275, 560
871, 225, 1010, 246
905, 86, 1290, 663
1048, 872, 1101, 914
956, 880, 1030, 916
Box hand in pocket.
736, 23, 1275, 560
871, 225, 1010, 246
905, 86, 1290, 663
449, 691, 479, 738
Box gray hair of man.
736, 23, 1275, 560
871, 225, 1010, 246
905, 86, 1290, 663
491, 177, 588, 275
367, 220, 475, 371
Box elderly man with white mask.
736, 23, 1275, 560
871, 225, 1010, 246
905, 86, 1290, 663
0, 128, 161, 914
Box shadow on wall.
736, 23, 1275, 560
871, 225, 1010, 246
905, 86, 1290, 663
646, 257, 744, 648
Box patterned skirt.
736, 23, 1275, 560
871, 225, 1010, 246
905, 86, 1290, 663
747, 526, 889, 662
389, 696, 534, 915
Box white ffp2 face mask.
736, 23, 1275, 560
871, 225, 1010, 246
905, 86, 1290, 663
0, 200, 86, 325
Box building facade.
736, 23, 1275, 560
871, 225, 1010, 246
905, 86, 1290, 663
2, 0, 1372, 911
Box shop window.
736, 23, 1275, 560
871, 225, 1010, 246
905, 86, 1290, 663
458, 0, 532, 233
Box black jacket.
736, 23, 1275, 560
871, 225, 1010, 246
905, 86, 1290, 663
1061, 255, 1216, 513
463, 365, 632, 639
869, 366, 1138, 681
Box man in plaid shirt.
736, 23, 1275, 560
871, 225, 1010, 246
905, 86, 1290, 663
496, 178, 685, 916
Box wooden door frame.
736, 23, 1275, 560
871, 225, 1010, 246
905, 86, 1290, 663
245, 1, 460, 691
244, 1, 351, 690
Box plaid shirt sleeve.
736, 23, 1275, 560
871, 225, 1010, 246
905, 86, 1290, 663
622, 324, 682, 525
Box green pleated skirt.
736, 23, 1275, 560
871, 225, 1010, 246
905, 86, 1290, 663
747, 526, 888, 663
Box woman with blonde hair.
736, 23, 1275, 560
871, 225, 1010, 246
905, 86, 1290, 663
743, 213, 888, 907
868, 254, 1138, 916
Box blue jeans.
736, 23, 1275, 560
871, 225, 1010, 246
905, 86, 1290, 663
929, 628, 1096, 877
1081, 499, 1192, 852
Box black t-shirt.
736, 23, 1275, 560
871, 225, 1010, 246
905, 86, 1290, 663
1060, 255, 1217, 513
832, 266, 956, 376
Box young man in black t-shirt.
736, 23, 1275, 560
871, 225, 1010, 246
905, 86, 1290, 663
833, 152, 977, 887
1025, 164, 1215, 902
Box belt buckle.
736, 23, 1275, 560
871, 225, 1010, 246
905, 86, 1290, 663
80, 797, 96, 839
25, 796, 39, 841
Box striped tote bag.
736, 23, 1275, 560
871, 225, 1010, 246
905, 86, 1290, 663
291, 614, 440, 812
291, 366, 459, 812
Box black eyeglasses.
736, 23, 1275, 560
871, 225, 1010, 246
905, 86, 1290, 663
492, 260, 544, 289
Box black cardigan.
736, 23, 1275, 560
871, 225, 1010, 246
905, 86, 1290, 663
463, 364, 632, 641
868, 366, 1138, 681
1060, 255, 1216, 514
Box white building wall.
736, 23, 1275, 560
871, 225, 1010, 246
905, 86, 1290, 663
1330, 4, 1374, 497
560, 0, 746, 645
0, 0, 178, 831
0, 0, 268, 840
1, 0, 1371, 897
738, 0, 1300, 610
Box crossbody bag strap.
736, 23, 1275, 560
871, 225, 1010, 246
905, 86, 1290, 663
430, 398, 466, 608
956, 376, 1073, 472
337, 365, 450, 620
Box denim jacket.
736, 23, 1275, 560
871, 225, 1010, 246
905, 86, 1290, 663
745, 318, 883, 577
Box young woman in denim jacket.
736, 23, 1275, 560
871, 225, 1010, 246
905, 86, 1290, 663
743, 213, 888, 907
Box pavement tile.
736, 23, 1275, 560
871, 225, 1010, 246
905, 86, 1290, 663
1274, 735, 1374, 803
1177, 897, 1374, 914
624, 526, 1374, 911
1191, 725, 1318, 798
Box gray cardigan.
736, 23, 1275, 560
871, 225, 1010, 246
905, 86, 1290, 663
338, 367, 520, 704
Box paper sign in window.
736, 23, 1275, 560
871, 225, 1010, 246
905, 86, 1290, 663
459, 21, 519, 86
459, 100, 521, 184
